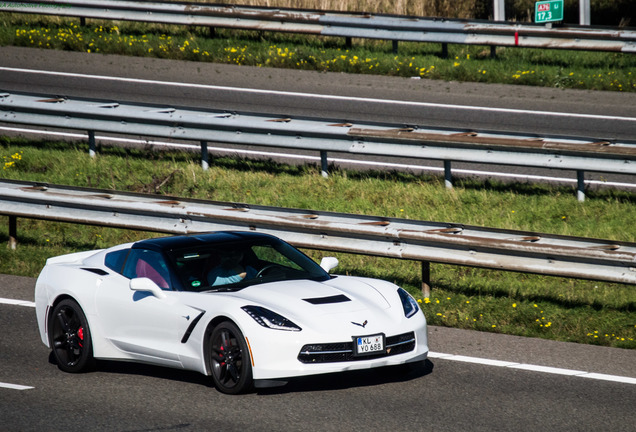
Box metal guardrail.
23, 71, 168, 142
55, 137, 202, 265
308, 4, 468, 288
2, 0, 636, 53
1, 179, 635, 291
1, 91, 636, 202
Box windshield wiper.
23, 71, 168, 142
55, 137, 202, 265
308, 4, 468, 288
203, 286, 241, 293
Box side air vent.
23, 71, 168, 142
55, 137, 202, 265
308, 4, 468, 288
81, 268, 109, 276
303, 294, 351, 305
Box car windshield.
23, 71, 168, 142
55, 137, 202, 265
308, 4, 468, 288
167, 237, 330, 292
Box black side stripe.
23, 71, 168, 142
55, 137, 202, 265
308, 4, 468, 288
181, 311, 205, 343
81, 267, 109, 276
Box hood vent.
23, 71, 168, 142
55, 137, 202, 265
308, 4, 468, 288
303, 294, 351, 305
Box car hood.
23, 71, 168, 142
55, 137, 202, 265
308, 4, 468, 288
238, 277, 389, 310
220, 276, 400, 333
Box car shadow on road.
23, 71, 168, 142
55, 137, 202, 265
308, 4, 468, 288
256, 359, 435, 395
48, 353, 434, 395
48, 352, 214, 387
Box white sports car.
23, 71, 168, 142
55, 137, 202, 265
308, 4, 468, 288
35, 231, 428, 394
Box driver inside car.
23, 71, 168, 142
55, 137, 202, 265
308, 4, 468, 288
207, 249, 257, 286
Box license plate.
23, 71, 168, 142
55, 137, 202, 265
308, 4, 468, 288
354, 334, 385, 356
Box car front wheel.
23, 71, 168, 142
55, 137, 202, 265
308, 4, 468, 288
209, 321, 253, 394
48, 299, 94, 373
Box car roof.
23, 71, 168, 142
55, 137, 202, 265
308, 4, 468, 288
132, 231, 277, 252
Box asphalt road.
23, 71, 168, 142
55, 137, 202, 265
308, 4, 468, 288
1, 46, 635, 139
1, 47, 635, 429
1, 274, 635, 432
1, 46, 635, 188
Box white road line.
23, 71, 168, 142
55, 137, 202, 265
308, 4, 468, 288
2, 126, 634, 190
428, 352, 636, 385
0, 297, 35, 307
2, 67, 636, 123
0, 382, 34, 390
1, 300, 36, 391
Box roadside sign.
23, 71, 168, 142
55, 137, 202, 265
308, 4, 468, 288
535, 0, 564, 24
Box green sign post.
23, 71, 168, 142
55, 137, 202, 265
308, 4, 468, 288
535, 0, 564, 24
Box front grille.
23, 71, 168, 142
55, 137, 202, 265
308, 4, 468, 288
298, 332, 416, 364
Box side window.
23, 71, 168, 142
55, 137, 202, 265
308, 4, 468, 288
122, 249, 172, 290
105, 249, 130, 274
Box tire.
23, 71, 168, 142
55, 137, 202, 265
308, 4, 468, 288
209, 321, 253, 395
48, 299, 94, 373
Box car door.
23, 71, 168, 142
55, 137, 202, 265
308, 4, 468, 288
95, 248, 200, 367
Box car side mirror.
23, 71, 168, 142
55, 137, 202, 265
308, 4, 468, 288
130, 277, 167, 299
320, 257, 339, 273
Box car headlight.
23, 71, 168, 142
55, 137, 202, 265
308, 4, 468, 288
397, 288, 420, 318
241, 306, 302, 331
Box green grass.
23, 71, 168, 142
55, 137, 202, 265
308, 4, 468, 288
1, 15, 635, 92
0, 13, 634, 349
1, 139, 635, 349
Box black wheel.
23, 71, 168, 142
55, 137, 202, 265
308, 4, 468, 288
48, 299, 94, 373
209, 321, 253, 394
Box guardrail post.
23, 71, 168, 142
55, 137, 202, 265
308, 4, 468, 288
8, 216, 17, 250
441, 43, 448, 58
200, 140, 209, 170
492, 0, 505, 58
209, 27, 216, 38
444, 160, 453, 189
577, 170, 586, 202
80, 17, 86, 27
493, 0, 505, 21
392, 40, 399, 54
580, 0, 591, 25
88, 130, 96, 158
345, 37, 352, 49
421, 261, 431, 298
320, 151, 329, 178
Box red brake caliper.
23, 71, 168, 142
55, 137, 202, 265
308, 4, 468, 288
77, 327, 84, 348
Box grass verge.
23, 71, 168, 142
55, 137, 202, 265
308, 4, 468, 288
1, 139, 635, 349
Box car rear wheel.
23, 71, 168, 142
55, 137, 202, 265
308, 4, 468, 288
48, 299, 94, 373
209, 321, 253, 394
